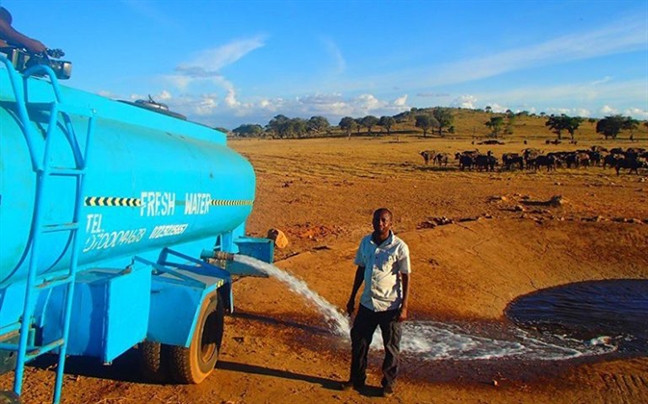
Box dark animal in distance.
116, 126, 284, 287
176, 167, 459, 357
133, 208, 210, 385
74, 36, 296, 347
474, 151, 498, 171
615, 156, 648, 176
533, 155, 558, 171
454, 152, 475, 170
478, 139, 505, 145
502, 153, 524, 170
522, 148, 543, 168
420, 150, 436, 165
603, 153, 625, 169
435, 152, 450, 166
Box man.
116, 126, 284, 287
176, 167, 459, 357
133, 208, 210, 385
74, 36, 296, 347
0, 6, 47, 53
343, 208, 411, 397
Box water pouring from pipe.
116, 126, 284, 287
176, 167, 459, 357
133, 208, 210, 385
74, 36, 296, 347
232, 254, 617, 361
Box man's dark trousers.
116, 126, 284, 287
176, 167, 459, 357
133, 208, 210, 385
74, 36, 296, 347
349, 305, 402, 388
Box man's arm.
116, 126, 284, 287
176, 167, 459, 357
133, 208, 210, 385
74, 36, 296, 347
398, 273, 409, 322
0, 13, 47, 53
346, 265, 364, 315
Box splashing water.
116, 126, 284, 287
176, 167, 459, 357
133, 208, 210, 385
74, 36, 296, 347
233, 255, 616, 360
234, 254, 351, 336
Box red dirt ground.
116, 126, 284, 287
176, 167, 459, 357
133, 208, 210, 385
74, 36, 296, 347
2, 136, 647, 403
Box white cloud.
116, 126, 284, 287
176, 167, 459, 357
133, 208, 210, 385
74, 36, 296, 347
176, 36, 266, 78
97, 90, 117, 98
195, 95, 219, 116
356, 94, 383, 111
295, 94, 352, 116
157, 37, 267, 121
545, 107, 591, 117
429, 16, 647, 87
600, 105, 618, 115
450, 77, 647, 119
126, 90, 173, 103
574, 108, 591, 117
591, 76, 613, 86
158, 90, 411, 128
546, 107, 572, 115
486, 103, 508, 113
451, 95, 478, 109
321, 37, 346, 74
224, 88, 240, 108
164, 74, 194, 90
624, 107, 648, 119
393, 94, 408, 107
259, 98, 287, 112
342, 15, 647, 93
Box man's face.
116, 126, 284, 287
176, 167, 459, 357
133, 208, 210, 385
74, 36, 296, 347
372, 210, 392, 235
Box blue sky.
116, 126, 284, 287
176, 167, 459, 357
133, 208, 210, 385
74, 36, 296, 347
5, 0, 648, 129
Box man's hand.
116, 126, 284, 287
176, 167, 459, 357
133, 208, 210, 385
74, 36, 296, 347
346, 298, 355, 316
398, 306, 408, 322
24, 38, 46, 54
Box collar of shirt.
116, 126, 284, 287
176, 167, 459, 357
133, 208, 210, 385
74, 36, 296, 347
371, 230, 394, 248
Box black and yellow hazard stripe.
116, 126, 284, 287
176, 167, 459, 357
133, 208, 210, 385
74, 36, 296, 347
210, 199, 254, 207
85, 196, 142, 207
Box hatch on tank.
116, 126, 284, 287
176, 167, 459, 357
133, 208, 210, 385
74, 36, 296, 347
119, 96, 187, 120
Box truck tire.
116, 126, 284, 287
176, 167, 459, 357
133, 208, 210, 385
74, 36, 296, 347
168, 292, 224, 384
139, 341, 169, 383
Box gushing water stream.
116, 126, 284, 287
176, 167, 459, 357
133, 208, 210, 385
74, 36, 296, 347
234, 255, 616, 361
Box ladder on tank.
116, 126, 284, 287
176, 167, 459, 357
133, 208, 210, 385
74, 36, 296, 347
0, 57, 95, 404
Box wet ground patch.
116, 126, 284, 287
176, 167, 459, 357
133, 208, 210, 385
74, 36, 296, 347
506, 279, 648, 354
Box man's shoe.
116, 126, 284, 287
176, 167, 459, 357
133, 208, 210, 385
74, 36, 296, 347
340, 380, 365, 391
382, 384, 394, 398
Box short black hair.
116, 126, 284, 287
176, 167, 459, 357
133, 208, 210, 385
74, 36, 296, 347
373, 208, 393, 220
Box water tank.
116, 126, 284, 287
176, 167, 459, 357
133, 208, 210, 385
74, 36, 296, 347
0, 73, 255, 285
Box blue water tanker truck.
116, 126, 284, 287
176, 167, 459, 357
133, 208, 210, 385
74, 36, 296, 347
0, 47, 273, 403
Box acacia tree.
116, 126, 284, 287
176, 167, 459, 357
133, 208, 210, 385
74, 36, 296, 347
623, 117, 639, 139
565, 117, 584, 140
361, 115, 379, 135
378, 116, 396, 135
485, 116, 504, 137
545, 114, 583, 140
596, 115, 626, 139
432, 107, 453, 136
415, 114, 438, 137
339, 116, 357, 139
354, 118, 363, 135
232, 124, 263, 137
307, 116, 330, 136
289, 118, 308, 138
266, 114, 291, 138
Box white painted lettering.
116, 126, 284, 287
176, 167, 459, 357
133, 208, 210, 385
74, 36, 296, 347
149, 224, 188, 239
140, 191, 177, 217
82, 227, 147, 253
184, 193, 211, 215
85, 214, 103, 234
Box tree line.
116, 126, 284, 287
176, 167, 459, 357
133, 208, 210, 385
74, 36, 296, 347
229, 107, 646, 140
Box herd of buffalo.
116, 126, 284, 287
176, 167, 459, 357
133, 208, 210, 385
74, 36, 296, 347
419, 146, 648, 175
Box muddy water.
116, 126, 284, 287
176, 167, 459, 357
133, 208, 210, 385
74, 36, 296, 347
506, 279, 648, 353
234, 255, 618, 360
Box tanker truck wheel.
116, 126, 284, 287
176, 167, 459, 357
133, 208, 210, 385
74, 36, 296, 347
139, 341, 169, 383
169, 292, 224, 384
